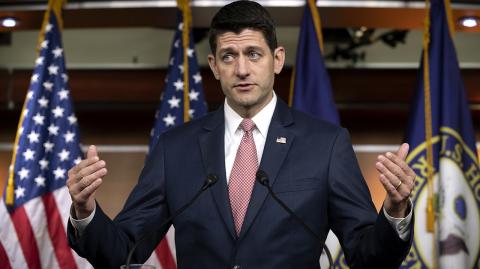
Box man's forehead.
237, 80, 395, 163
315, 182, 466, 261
216, 29, 268, 49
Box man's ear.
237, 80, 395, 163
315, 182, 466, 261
208, 54, 220, 80
273, 46, 285, 75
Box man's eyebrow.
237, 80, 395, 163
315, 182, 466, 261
244, 46, 264, 52
218, 47, 236, 54
217, 45, 266, 55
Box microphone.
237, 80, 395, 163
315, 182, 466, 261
125, 173, 219, 269
256, 170, 333, 269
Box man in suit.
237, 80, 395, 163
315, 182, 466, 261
67, 1, 416, 268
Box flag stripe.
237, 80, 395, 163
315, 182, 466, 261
52, 187, 71, 231
165, 227, 176, 262
0, 241, 12, 269
24, 198, 60, 269
43, 193, 78, 269
155, 239, 176, 269
0, 201, 28, 268
145, 251, 162, 268
10, 206, 42, 269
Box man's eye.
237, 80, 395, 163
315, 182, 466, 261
249, 51, 261, 60
222, 54, 234, 62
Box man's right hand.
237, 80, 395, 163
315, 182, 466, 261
67, 145, 107, 219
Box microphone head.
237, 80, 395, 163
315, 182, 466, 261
256, 170, 269, 186
206, 173, 219, 186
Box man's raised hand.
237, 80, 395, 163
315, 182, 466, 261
67, 145, 107, 219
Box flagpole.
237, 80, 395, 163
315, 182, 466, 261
177, 0, 191, 123
288, 68, 296, 106
5, 0, 66, 206
307, 0, 324, 53
422, 0, 438, 268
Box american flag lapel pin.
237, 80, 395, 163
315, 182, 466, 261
276, 137, 287, 144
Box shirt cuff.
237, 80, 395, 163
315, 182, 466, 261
383, 199, 413, 241
69, 205, 96, 237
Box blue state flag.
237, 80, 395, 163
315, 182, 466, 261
290, 0, 339, 125
401, 0, 480, 268
291, 1, 345, 268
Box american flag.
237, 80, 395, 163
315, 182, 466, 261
148, 14, 207, 149
0, 9, 92, 269
144, 8, 207, 269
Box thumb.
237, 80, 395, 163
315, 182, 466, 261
396, 143, 409, 160
87, 145, 98, 159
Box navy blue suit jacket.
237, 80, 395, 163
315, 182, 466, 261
68, 99, 412, 268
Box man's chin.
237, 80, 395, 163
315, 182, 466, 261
237, 99, 258, 108
228, 95, 257, 106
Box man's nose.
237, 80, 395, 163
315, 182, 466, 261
235, 55, 250, 78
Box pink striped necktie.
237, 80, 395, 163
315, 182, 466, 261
228, 118, 259, 235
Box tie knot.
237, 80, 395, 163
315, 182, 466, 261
240, 118, 256, 133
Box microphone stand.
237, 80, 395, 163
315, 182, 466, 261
124, 173, 218, 269
256, 170, 333, 269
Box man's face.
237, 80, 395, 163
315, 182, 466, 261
208, 29, 285, 117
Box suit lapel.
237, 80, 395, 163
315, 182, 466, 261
238, 100, 295, 239
198, 108, 236, 239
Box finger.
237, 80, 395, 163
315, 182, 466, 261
384, 151, 412, 176
68, 160, 106, 187
71, 168, 107, 196
78, 160, 106, 179
377, 161, 413, 200
75, 178, 103, 203
70, 160, 106, 183
378, 174, 402, 200
68, 155, 100, 177
87, 145, 98, 159
396, 143, 409, 160
376, 161, 400, 184
378, 155, 406, 181
383, 153, 417, 190
81, 168, 107, 187
379, 173, 396, 193
391, 144, 417, 180
378, 170, 411, 202
376, 159, 411, 196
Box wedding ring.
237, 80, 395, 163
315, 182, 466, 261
395, 180, 402, 190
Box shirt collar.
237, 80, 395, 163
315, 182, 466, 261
224, 92, 277, 138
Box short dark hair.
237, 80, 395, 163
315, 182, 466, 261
208, 0, 278, 54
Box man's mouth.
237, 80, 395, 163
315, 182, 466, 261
234, 83, 255, 91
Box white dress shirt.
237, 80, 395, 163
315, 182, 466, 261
224, 93, 277, 182
71, 91, 412, 241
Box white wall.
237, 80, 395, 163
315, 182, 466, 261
0, 27, 479, 70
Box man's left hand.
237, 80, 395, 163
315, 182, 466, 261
376, 143, 416, 218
